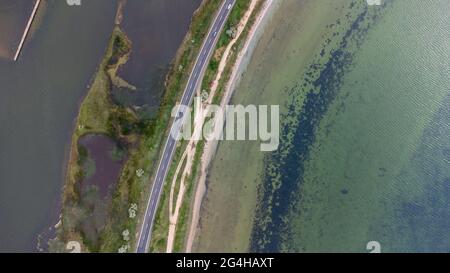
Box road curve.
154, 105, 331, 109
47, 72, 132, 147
136, 0, 236, 253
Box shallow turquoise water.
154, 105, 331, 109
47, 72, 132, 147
252, 0, 450, 252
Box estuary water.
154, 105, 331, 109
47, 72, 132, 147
113, 0, 202, 116
0, 0, 118, 252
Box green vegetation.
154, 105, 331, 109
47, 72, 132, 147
149, 140, 188, 252
110, 146, 125, 162
173, 140, 204, 252
217, 0, 250, 48
201, 0, 251, 93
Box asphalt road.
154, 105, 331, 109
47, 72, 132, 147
136, 0, 236, 253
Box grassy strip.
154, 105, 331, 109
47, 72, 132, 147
148, 139, 189, 252
201, 0, 251, 95
148, 0, 265, 253
172, 140, 205, 252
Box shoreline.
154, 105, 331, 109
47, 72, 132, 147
185, 0, 280, 252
